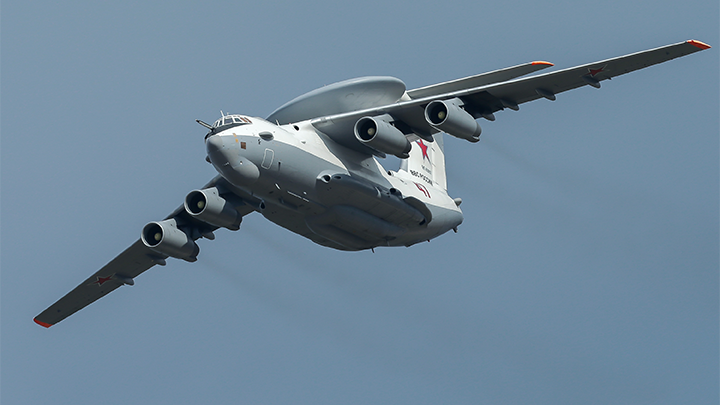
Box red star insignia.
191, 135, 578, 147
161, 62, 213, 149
91, 275, 114, 286
416, 140, 429, 161
588, 66, 606, 77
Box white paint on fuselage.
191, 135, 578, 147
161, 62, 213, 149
210, 116, 463, 249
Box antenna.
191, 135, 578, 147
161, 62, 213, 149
220, 110, 225, 117
196, 119, 214, 130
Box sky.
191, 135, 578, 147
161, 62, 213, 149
2, 1, 718, 404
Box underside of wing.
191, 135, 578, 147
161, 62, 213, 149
34, 176, 257, 327
309, 40, 710, 157
269, 61, 554, 155
33, 240, 165, 327
455, 40, 712, 116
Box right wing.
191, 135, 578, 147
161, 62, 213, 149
33, 240, 165, 327
34, 176, 256, 328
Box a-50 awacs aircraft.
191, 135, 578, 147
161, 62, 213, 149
35, 40, 710, 327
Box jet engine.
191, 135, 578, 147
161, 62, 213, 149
424, 98, 481, 142
184, 187, 242, 230
141, 218, 199, 262
354, 116, 411, 158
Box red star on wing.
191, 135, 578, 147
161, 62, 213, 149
91, 275, 114, 286
588, 65, 606, 77
416, 140, 429, 161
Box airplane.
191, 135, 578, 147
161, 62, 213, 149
34, 39, 710, 328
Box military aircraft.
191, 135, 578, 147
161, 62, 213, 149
34, 39, 710, 328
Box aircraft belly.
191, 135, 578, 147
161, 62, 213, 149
256, 170, 462, 250
259, 202, 350, 250
231, 132, 463, 251
262, 202, 399, 251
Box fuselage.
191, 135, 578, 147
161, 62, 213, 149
204, 115, 463, 251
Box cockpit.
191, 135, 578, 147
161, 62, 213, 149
202, 114, 253, 138
213, 114, 252, 130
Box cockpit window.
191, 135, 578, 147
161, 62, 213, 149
210, 114, 251, 134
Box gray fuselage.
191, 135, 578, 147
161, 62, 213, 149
204, 116, 463, 251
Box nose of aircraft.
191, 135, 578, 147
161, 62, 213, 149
205, 134, 229, 159
205, 134, 260, 187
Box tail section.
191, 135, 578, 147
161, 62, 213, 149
400, 134, 447, 190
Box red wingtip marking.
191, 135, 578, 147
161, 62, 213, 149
34, 318, 52, 328
531, 61, 554, 66
687, 40, 711, 50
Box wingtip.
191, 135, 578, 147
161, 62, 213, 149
34, 318, 52, 328
687, 40, 711, 50
531, 61, 554, 66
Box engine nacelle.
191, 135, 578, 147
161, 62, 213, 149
141, 218, 199, 262
424, 98, 481, 142
184, 187, 242, 230
354, 116, 411, 158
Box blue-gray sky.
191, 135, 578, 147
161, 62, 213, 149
2, 1, 717, 404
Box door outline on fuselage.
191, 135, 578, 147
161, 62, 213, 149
261, 148, 274, 169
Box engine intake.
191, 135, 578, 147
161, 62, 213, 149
184, 187, 242, 230
354, 116, 411, 158
424, 98, 481, 142
141, 218, 199, 262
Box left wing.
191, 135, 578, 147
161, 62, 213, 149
405, 60, 554, 99
34, 176, 256, 327
267, 61, 554, 126
312, 40, 710, 146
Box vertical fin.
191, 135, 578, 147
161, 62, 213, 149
400, 134, 447, 190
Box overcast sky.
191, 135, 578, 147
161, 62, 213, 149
2, 1, 718, 404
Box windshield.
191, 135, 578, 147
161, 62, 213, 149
204, 115, 252, 138
213, 115, 251, 128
